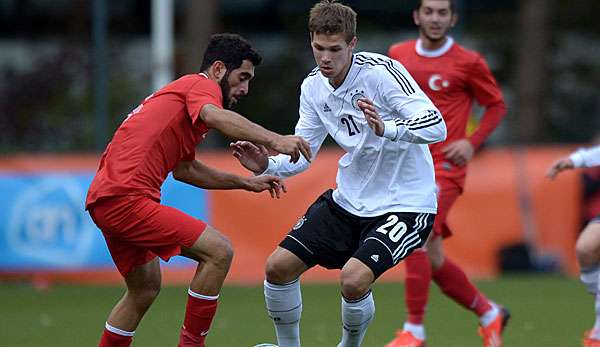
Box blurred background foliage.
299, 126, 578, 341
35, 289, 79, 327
0, 0, 599, 153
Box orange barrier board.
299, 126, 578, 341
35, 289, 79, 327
0, 146, 583, 285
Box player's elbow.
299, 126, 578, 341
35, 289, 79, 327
438, 121, 448, 142
488, 99, 507, 117
172, 169, 185, 182
427, 120, 447, 144
172, 162, 192, 182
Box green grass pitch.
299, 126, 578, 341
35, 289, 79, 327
1, 274, 591, 346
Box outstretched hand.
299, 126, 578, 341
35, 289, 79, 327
245, 175, 287, 199
358, 98, 384, 136
271, 135, 312, 163
230, 141, 269, 174
546, 157, 574, 180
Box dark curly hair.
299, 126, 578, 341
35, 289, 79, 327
200, 33, 262, 72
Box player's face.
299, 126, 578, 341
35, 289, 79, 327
311, 33, 357, 86
414, 0, 457, 42
222, 59, 255, 109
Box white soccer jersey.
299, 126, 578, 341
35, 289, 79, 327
570, 145, 600, 168
264, 52, 447, 217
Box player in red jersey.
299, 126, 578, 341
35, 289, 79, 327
86, 33, 311, 347
385, 1, 509, 347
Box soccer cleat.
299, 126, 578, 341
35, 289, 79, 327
478, 306, 511, 347
583, 330, 600, 347
384, 330, 426, 347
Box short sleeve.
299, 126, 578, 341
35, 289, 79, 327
186, 78, 223, 124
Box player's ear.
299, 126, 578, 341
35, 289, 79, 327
348, 36, 358, 50
212, 60, 228, 83
413, 10, 420, 26
450, 13, 458, 27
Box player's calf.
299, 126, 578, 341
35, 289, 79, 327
338, 290, 375, 347
264, 279, 302, 347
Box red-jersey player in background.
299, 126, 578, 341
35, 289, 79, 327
385, 1, 509, 347
86, 33, 311, 347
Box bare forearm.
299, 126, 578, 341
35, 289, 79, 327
173, 160, 249, 190
201, 105, 278, 147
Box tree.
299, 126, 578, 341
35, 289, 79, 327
514, 0, 552, 143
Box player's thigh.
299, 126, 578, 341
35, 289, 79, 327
101, 232, 159, 277
433, 182, 462, 238
424, 234, 445, 269
279, 190, 357, 270
181, 225, 233, 265
120, 199, 208, 261
354, 212, 435, 279
576, 219, 600, 266
90, 196, 206, 276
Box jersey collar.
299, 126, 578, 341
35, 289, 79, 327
415, 37, 454, 58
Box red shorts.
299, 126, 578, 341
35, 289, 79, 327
432, 177, 463, 239
88, 195, 207, 277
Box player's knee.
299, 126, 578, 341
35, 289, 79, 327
210, 236, 234, 269
265, 256, 293, 284
576, 238, 599, 268
427, 251, 444, 270
129, 282, 161, 308
426, 238, 444, 269
340, 270, 371, 300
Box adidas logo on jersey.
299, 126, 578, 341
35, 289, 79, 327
371, 254, 379, 262
323, 103, 332, 112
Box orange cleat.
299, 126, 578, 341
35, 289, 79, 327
478, 306, 511, 347
584, 330, 600, 347
384, 330, 426, 347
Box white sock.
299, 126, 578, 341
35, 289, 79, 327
337, 291, 375, 347
581, 265, 600, 294
479, 303, 500, 327
592, 291, 600, 339
264, 279, 302, 347
403, 322, 425, 340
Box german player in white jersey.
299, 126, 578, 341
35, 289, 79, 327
232, 1, 446, 346
547, 145, 600, 347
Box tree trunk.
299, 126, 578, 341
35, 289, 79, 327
514, 0, 551, 143
182, 0, 218, 74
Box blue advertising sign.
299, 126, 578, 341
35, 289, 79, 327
0, 172, 207, 270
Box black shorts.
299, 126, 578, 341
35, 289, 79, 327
280, 190, 435, 278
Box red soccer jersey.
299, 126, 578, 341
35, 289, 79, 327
86, 74, 222, 207
388, 39, 505, 187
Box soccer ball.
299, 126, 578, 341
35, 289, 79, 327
252, 344, 278, 347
